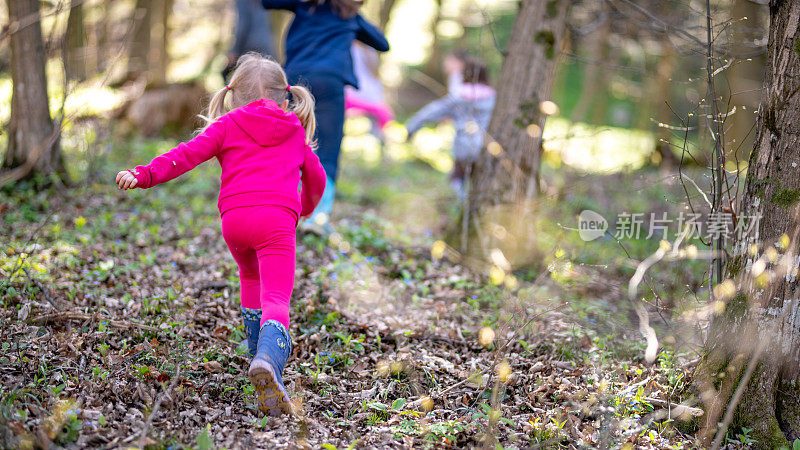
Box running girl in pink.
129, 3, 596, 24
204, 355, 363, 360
115, 54, 326, 417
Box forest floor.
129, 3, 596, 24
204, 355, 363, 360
0, 133, 728, 449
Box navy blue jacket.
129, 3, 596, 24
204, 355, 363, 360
233, 0, 275, 57
261, 0, 389, 88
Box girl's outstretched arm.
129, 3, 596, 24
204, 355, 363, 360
299, 144, 327, 217
126, 118, 227, 189
405, 96, 456, 138
355, 15, 389, 52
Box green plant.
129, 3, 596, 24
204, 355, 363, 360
423, 420, 468, 446
56, 413, 82, 444
133, 364, 151, 379
527, 416, 567, 446
196, 424, 215, 450
725, 427, 757, 446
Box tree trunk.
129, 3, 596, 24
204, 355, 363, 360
423, 0, 444, 83
725, 0, 767, 164
651, 36, 678, 168
97, 0, 113, 71
570, 3, 609, 124
2, 0, 65, 184
464, 0, 569, 263
151, 0, 173, 86
65, 0, 87, 80
700, 1, 800, 445
379, 0, 398, 30
127, 0, 153, 79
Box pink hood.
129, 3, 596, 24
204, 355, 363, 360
228, 99, 302, 147
131, 99, 326, 218
458, 83, 496, 101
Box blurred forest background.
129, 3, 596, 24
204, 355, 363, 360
0, 0, 767, 177
6, 0, 800, 448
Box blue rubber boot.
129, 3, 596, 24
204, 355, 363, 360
240, 307, 262, 357
301, 176, 336, 236
248, 320, 293, 416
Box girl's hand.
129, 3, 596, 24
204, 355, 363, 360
116, 170, 138, 190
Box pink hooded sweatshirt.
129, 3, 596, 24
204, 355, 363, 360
131, 99, 326, 218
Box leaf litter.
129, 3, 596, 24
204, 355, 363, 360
0, 163, 702, 449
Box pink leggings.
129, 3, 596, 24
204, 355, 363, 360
221, 205, 297, 328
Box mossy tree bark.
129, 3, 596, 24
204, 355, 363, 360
464, 0, 569, 263
700, 0, 800, 445
2, 0, 65, 184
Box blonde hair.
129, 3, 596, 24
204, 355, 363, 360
201, 53, 316, 145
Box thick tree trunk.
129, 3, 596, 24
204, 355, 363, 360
570, 3, 609, 124
725, 0, 767, 163
127, 0, 153, 79
464, 0, 569, 262
2, 0, 65, 184
151, 0, 173, 86
423, 0, 445, 83
65, 0, 87, 80
700, 1, 800, 445
651, 36, 678, 168
97, 0, 113, 71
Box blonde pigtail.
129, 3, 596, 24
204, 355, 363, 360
288, 85, 317, 149
199, 86, 230, 130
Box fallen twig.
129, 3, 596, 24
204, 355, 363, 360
29, 311, 160, 332
643, 397, 703, 418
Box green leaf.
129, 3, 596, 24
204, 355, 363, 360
321, 444, 338, 450
792, 439, 800, 450
368, 402, 388, 411
196, 424, 214, 450
391, 398, 406, 410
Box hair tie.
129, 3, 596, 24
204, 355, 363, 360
225, 85, 231, 91
286, 85, 292, 92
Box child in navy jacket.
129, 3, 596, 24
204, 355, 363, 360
261, 0, 389, 232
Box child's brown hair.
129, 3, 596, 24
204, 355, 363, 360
202, 53, 316, 145
463, 57, 489, 85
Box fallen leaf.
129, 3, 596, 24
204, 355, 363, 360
200, 361, 223, 373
